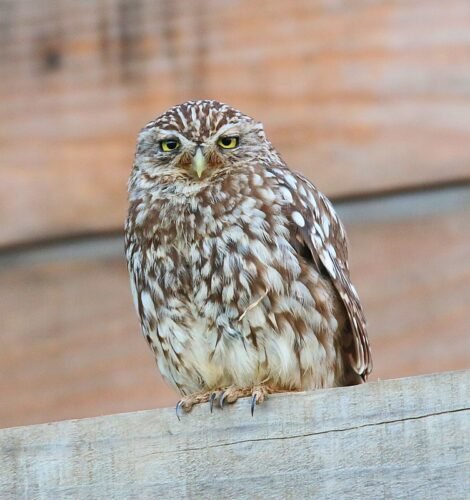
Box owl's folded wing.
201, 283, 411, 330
283, 172, 373, 379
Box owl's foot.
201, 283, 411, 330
175, 391, 212, 419
212, 384, 276, 415
176, 384, 277, 418
218, 386, 251, 410
175, 387, 245, 419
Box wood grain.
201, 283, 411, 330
1, 370, 468, 499
1, 188, 468, 429
1, 0, 470, 245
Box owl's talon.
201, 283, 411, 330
219, 391, 227, 409
249, 385, 275, 415
175, 400, 184, 420
250, 394, 257, 416
209, 392, 217, 413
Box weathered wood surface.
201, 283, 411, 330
0, 370, 468, 499
1, 187, 469, 429
1, 0, 470, 245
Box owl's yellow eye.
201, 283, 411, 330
217, 136, 239, 149
160, 139, 180, 152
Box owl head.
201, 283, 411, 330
131, 100, 275, 189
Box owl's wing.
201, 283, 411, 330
274, 168, 372, 379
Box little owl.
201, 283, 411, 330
125, 100, 372, 416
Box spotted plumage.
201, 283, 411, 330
125, 100, 372, 413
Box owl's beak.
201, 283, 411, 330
192, 147, 207, 178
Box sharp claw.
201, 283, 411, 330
251, 394, 257, 416
219, 391, 226, 409
176, 400, 183, 421
209, 392, 217, 413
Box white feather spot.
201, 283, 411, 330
279, 186, 294, 203
284, 173, 298, 189
222, 284, 235, 302
258, 188, 276, 203
313, 234, 323, 249
201, 261, 212, 278
222, 225, 244, 243
264, 266, 284, 293
195, 282, 208, 303
291, 211, 305, 227
211, 274, 221, 292
135, 209, 146, 226
252, 173, 264, 186
141, 290, 157, 319
189, 244, 201, 264
307, 190, 317, 208
321, 251, 336, 278
250, 240, 273, 263
313, 222, 325, 239
326, 243, 337, 258
149, 280, 165, 302
241, 197, 257, 211
321, 214, 330, 237
129, 276, 139, 314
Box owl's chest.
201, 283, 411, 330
158, 199, 264, 280
150, 193, 296, 310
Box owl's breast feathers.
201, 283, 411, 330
125, 164, 371, 393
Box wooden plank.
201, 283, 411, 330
0, 370, 468, 499
1, 0, 470, 245
1, 188, 468, 429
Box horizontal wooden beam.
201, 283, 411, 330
1, 370, 468, 498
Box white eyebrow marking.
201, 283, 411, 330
213, 123, 241, 138
158, 130, 185, 137
154, 130, 195, 149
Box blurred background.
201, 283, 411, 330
1, 0, 469, 428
